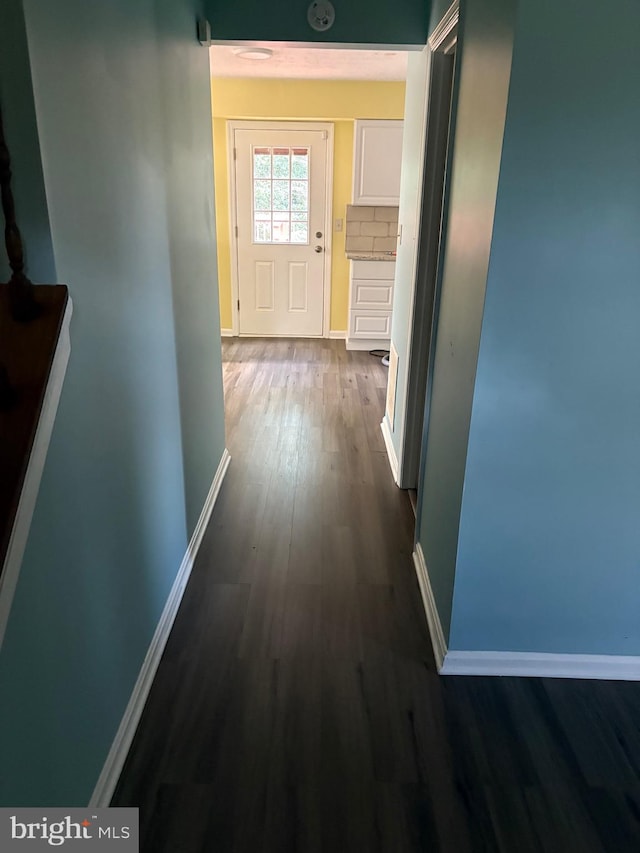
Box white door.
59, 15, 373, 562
233, 125, 330, 337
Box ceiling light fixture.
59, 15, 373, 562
234, 48, 273, 61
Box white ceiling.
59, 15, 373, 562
209, 45, 408, 81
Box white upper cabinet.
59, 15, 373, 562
352, 120, 404, 206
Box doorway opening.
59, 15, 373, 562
207, 11, 462, 540
209, 44, 409, 342
400, 4, 459, 496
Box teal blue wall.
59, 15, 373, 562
0, 0, 226, 806
416, 0, 516, 640
156, 0, 226, 532
449, 0, 640, 655
205, 0, 428, 45
0, 0, 56, 284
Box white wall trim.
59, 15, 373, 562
322, 127, 335, 338
226, 120, 240, 337
412, 543, 640, 682
89, 448, 231, 807
220, 328, 234, 337
428, 0, 460, 51
388, 48, 434, 488
226, 120, 334, 338
441, 650, 640, 680
328, 330, 347, 339
395, 3, 460, 490
211, 39, 428, 50
412, 543, 447, 670
380, 415, 400, 485
0, 297, 73, 652
237, 332, 325, 338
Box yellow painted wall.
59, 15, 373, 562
211, 78, 406, 332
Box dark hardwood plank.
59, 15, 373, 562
113, 337, 640, 853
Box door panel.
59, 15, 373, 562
288, 262, 308, 312
234, 126, 328, 336
254, 261, 275, 311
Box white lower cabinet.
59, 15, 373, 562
349, 310, 392, 338
346, 260, 395, 350
352, 281, 394, 310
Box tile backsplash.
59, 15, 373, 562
345, 205, 399, 254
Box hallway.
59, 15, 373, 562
113, 338, 640, 852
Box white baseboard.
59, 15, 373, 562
0, 297, 73, 652
380, 416, 400, 486
412, 544, 640, 681
89, 448, 231, 807
221, 328, 234, 338
412, 543, 447, 670
328, 330, 347, 339
346, 338, 390, 351
441, 650, 640, 680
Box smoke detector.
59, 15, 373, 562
307, 1, 335, 32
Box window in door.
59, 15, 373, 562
252, 147, 310, 244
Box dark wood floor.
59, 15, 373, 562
113, 338, 640, 852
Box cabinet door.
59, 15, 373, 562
349, 310, 392, 339
352, 120, 404, 206
350, 260, 395, 311
352, 281, 394, 311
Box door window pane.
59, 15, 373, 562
272, 180, 290, 211
252, 146, 310, 244
254, 180, 271, 211
254, 221, 272, 242
291, 181, 308, 211
272, 221, 290, 243
272, 148, 290, 178
291, 150, 309, 179
291, 222, 308, 243
253, 149, 271, 178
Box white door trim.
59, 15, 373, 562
395, 0, 459, 488
227, 120, 334, 338
428, 0, 459, 52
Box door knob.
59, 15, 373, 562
314, 245, 323, 253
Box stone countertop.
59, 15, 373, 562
346, 252, 397, 261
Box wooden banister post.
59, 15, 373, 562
0, 102, 39, 322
